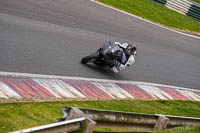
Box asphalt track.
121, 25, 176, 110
0, 0, 200, 90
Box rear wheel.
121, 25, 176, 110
81, 52, 99, 64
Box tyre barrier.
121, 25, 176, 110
152, 0, 200, 21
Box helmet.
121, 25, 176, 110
125, 43, 137, 55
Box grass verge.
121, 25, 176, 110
154, 125, 200, 133
96, 0, 200, 35
1, 100, 200, 132
193, 0, 200, 4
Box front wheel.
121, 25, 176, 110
81, 52, 99, 64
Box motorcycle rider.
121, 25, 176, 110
101, 41, 137, 73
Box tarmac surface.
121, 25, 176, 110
0, 0, 200, 90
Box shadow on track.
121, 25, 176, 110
80, 63, 127, 80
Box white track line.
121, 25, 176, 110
0, 71, 199, 92
89, 0, 200, 39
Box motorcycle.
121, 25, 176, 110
81, 43, 123, 73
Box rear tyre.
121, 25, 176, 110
81, 52, 99, 64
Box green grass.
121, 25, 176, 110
1, 100, 200, 132
97, 0, 200, 35
154, 125, 200, 133
193, 0, 200, 4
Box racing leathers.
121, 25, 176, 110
105, 41, 136, 73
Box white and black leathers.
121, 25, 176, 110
108, 42, 136, 73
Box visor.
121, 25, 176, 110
126, 48, 135, 55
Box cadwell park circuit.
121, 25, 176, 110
0, 0, 200, 133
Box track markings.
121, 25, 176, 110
0, 72, 200, 101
